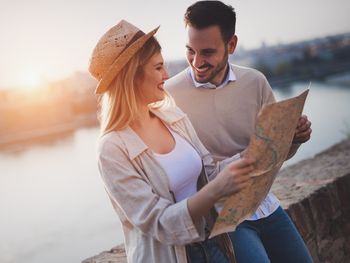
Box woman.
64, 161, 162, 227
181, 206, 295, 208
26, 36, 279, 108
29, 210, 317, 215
88, 20, 253, 263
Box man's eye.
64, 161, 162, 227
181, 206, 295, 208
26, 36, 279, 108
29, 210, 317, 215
203, 50, 215, 55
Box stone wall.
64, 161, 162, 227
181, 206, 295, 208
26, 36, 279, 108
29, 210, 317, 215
82, 138, 350, 263
272, 139, 350, 263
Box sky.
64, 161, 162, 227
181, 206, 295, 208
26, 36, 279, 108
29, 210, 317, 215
0, 0, 349, 89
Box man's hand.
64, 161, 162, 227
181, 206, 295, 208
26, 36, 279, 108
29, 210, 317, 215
293, 115, 312, 144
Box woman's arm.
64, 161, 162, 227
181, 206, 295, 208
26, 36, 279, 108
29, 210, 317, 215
187, 158, 254, 223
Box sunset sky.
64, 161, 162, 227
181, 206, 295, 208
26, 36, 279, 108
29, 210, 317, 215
0, 0, 349, 89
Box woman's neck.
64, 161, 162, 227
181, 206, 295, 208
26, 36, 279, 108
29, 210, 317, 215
130, 104, 155, 129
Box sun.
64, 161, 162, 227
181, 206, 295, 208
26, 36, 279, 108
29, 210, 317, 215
18, 70, 42, 89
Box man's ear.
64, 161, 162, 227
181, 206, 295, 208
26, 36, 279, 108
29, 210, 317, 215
227, 35, 238, 54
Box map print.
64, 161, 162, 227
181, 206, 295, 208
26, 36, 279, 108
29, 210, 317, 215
210, 89, 309, 238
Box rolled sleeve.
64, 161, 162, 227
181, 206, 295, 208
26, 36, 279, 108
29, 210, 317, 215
203, 153, 241, 181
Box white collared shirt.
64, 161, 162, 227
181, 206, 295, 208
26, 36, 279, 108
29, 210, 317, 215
188, 64, 236, 89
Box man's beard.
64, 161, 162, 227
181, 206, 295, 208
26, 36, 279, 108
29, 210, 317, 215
193, 49, 228, 84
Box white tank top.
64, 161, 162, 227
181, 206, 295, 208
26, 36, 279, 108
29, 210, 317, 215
153, 127, 202, 202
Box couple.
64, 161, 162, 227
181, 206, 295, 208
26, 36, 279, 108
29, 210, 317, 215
88, 1, 313, 263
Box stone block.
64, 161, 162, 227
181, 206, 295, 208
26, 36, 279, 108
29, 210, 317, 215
335, 173, 350, 211
308, 186, 339, 239
287, 198, 315, 242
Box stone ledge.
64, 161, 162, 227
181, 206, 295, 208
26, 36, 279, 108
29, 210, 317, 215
82, 245, 126, 263
273, 138, 350, 263
82, 138, 350, 263
273, 138, 350, 208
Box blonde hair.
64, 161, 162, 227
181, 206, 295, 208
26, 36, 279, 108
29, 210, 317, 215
98, 37, 170, 135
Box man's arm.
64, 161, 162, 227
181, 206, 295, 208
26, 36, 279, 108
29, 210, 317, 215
286, 114, 312, 160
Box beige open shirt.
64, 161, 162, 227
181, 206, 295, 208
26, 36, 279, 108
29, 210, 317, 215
97, 105, 238, 262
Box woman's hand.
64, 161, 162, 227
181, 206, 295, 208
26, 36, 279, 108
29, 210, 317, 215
187, 158, 254, 224
212, 158, 254, 198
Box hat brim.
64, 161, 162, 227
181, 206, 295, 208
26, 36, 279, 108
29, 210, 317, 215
95, 26, 160, 94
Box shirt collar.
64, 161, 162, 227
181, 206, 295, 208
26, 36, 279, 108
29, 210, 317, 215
117, 105, 186, 160
188, 63, 236, 89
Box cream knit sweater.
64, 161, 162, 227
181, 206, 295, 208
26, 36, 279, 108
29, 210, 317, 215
166, 64, 275, 161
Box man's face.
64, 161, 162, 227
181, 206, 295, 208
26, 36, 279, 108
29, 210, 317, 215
186, 25, 236, 86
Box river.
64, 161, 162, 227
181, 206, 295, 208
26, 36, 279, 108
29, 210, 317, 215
0, 79, 349, 263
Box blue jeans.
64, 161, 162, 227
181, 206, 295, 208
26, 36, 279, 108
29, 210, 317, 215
187, 206, 313, 263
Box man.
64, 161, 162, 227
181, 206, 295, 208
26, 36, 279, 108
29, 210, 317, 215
166, 1, 313, 263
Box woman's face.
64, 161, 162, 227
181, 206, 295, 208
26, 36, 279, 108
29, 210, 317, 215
136, 52, 169, 105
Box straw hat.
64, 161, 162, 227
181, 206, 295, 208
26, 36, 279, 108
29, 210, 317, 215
89, 20, 159, 94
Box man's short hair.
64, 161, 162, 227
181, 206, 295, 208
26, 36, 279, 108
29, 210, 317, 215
184, 0, 236, 43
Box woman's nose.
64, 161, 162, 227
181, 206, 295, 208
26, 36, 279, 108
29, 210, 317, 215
163, 69, 169, 80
